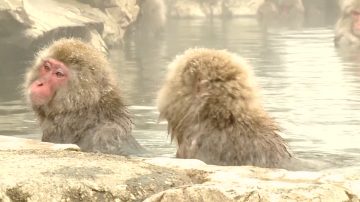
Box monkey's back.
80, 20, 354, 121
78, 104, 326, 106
158, 48, 292, 167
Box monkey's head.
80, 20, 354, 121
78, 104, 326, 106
342, 0, 360, 36
24, 38, 116, 114
157, 48, 260, 123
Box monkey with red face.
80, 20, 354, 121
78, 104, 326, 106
24, 38, 146, 155
335, 0, 360, 47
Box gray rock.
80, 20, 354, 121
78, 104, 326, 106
144, 160, 360, 201
0, 150, 193, 201
1, 136, 360, 201
0, 0, 138, 51
0, 0, 32, 36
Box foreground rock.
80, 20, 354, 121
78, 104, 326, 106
0, 135, 80, 151
0, 0, 139, 51
146, 158, 360, 201
0, 136, 360, 201
0, 150, 195, 201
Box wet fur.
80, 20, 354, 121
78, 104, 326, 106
157, 48, 292, 168
24, 38, 145, 155
335, 0, 360, 47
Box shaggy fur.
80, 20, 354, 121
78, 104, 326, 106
24, 38, 145, 155
157, 48, 292, 167
335, 0, 360, 47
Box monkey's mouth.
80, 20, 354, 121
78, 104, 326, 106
353, 24, 360, 32
30, 93, 51, 106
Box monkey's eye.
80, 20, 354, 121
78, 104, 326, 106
55, 70, 65, 78
352, 10, 360, 17
43, 62, 51, 71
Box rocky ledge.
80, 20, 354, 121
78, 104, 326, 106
0, 135, 359, 201
167, 0, 262, 18
0, 0, 139, 52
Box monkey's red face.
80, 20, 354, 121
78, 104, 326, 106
352, 10, 360, 36
29, 59, 69, 106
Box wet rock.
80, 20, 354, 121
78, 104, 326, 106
167, 0, 263, 18
102, 1, 140, 48
0, 0, 32, 36
0, 0, 138, 51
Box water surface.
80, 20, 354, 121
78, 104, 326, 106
1, 18, 360, 168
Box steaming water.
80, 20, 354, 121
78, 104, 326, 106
1, 18, 360, 168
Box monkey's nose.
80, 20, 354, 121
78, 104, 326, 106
36, 81, 44, 87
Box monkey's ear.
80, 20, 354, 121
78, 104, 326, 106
183, 60, 199, 78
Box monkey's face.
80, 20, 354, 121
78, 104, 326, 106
29, 58, 69, 106
24, 38, 118, 115
351, 9, 360, 36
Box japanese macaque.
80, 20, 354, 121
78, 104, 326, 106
156, 48, 293, 168
257, 0, 304, 28
136, 0, 167, 37
24, 38, 146, 155
334, 0, 360, 47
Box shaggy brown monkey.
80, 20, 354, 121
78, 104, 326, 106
257, 0, 304, 29
24, 38, 146, 155
335, 0, 360, 47
157, 48, 293, 168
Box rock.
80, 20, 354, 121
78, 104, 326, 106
102, 1, 140, 48
167, 0, 263, 18
78, 0, 140, 47
144, 164, 360, 201
0, 0, 32, 36
0, 135, 80, 151
0, 0, 138, 51
0, 150, 193, 201
144, 182, 356, 202
1, 136, 359, 201
78, 0, 119, 9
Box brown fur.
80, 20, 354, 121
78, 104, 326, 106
157, 48, 292, 168
335, 0, 360, 47
24, 38, 146, 155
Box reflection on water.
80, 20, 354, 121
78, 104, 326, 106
1, 18, 360, 167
